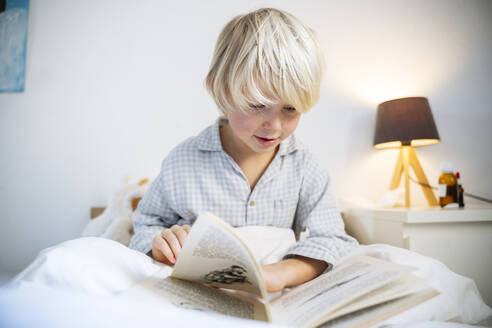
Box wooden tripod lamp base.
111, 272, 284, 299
389, 146, 438, 208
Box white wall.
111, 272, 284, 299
1, 0, 491, 277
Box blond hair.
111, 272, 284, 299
205, 8, 325, 114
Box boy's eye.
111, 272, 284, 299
284, 106, 296, 112
248, 104, 266, 110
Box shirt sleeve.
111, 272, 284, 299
128, 157, 187, 254
284, 151, 358, 266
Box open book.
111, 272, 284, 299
123, 212, 438, 327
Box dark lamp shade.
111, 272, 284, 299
374, 97, 440, 149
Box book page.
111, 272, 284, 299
320, 274, 433, 323
124, 275, 269, 321
317, 289, 439, 328
271, 256, 405, 311
271, 256, 414, 327
171, 212, 269, 301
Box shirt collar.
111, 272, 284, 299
196, 119, 225, 152
196, 118, 299, 156
278, 133, 298, 156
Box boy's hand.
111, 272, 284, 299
152, 224, 191, 265
261, 263, 287, 292
261, 257, 328, 292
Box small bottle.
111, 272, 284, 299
456, 171, 465, 208
439, 162, 458, 208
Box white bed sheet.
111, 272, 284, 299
1, 227, 491, 328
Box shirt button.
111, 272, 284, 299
249, 201, 255, 206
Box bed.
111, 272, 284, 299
1, 184, 491, 328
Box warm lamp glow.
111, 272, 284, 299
410, 139, 440, 147
374, 139, 440, 150
374, 141, 402, 149
320, 16, 465, 105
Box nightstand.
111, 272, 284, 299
342, 205, 492, 307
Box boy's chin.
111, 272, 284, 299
250, 142, 280, 154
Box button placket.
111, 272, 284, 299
246, 189, 259, 224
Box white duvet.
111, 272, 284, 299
1, 227, 491, 328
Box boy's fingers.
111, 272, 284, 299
182, 224, 191, 233
171, 225, 189, 247
153, 247, 173, 266
153, 235, 175, 264
161, 229, 181, 259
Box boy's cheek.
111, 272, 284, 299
228, 112, 258, 135
283, 115, 301, 136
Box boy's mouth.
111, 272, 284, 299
254, 135, 279, 146
256, 136, 277, 141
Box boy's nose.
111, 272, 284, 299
262, 113, 282, 131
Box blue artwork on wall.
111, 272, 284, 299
0, 0, 29, 93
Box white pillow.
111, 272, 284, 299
234, 226, 297, 264
9, 237, 163, 295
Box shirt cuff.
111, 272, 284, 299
284, 238, 359, 268
128, 226, 163, 254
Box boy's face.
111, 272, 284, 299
225, 102, 301, 155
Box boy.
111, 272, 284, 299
129, 8, 358, 292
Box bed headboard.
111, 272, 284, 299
90, 207, 105, 219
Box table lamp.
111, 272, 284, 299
374, 97, 440, 207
